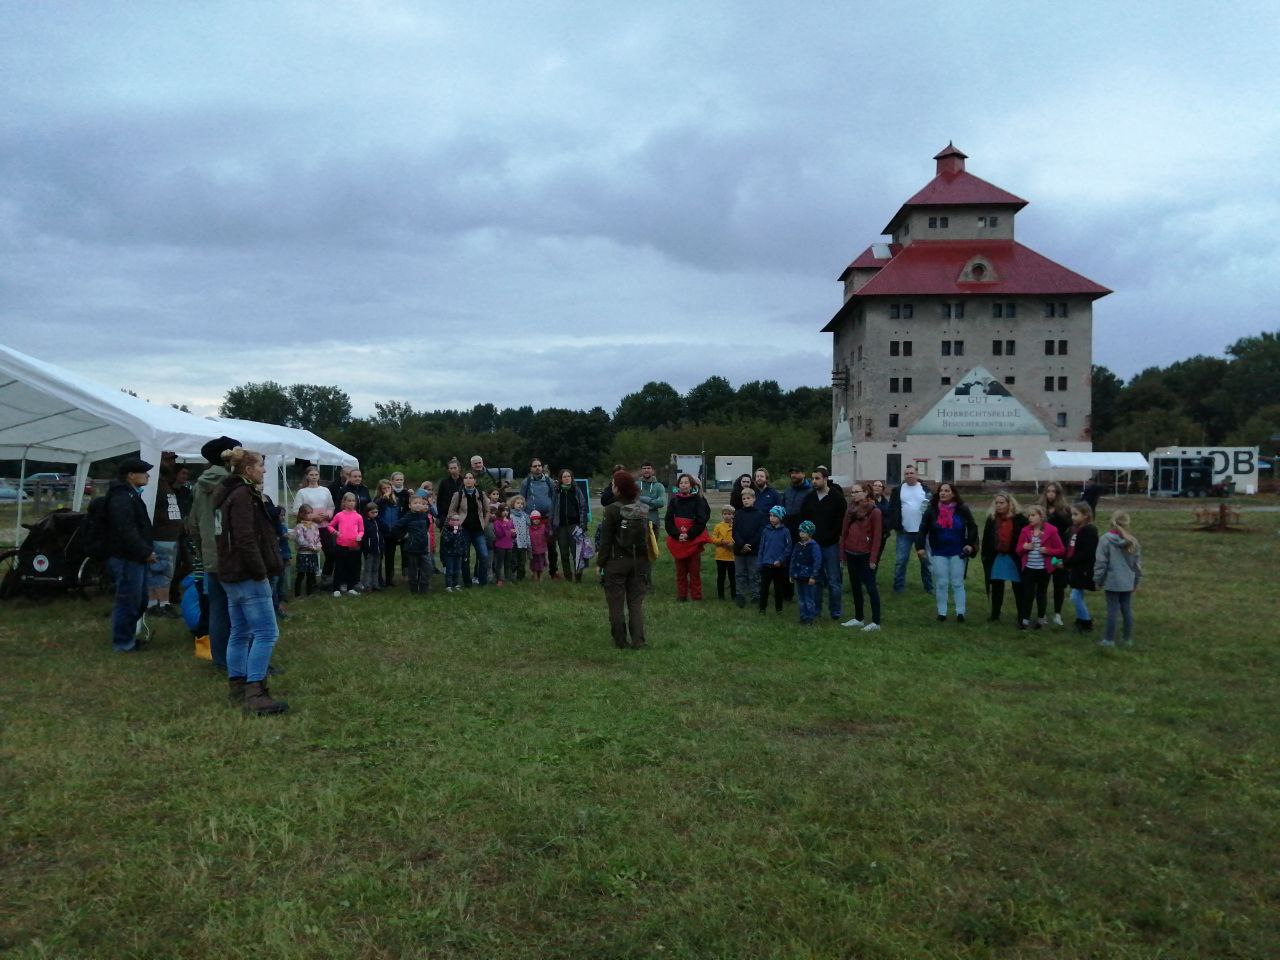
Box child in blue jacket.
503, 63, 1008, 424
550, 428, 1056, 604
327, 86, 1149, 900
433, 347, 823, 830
757, 505, 793, 614
789, 520, 822, 625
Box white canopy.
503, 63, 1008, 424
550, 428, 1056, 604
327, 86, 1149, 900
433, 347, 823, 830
1037, 451, 1150, 472
1, 342, 357, 537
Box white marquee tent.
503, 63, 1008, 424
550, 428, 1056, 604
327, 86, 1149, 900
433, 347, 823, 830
1, 343, 357, 538
1036, 451, 1151, 473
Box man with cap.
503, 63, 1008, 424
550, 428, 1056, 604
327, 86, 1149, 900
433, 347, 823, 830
187, 435, 240, 671
105, 458, 156, 652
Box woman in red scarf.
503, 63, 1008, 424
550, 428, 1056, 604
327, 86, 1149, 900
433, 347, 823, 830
663, 473, 711, 601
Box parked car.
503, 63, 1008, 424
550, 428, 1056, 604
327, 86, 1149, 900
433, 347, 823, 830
0, 481, 31, 502
21, 472, 74, 493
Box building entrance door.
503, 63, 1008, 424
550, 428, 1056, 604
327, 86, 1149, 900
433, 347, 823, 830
942, 459, 955, 483
886, 453, 901, 486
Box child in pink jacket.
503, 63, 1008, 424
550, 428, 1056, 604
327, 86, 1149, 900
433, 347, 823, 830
328, 492, 364, 596
1014, 504, 1065, 629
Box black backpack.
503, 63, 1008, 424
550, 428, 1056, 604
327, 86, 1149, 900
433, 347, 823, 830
614, 510, 648, 557
81, 492, 114, 559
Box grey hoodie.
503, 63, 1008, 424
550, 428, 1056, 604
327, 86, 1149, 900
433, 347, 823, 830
186, 464, 229, 574
1093, 530, 1142, 592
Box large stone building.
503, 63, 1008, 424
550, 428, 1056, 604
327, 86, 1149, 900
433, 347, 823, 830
823, 144, 1110, 485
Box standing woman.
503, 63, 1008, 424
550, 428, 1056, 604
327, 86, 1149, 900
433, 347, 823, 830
915, 483, 979, 622
295, 466, 336, 588
1063, 502, 1099, 634
839, 482, 883, 632
373, 478, 403, 587
1041, 481, 1073, 626
869, 479, 890, 566
729, 473, 754, 510
597, 470, 651, 649
1015, 505, 1066, 630
664, 473, 711, 601
447, 472, 490, 588
980, 491, 1027, 623
212, 447, 287, 715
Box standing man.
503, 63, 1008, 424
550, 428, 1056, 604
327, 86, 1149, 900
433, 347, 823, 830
779, 465, 812, 602
437, 458, 467, 580
887, 463, 933, 593
106, 458, 156, 652
799, 466, 845, 623
188, 435, 241, 670
519, 458, 558, 578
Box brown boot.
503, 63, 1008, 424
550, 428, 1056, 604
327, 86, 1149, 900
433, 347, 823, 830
227, 676, 246, 706
242, 680, 289, 715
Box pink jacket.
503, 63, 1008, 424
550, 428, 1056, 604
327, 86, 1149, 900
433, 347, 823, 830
329, 509, 364, 549
1015, 523, 1065, 570
492, 518, 515, 550
529, 523, 548, 554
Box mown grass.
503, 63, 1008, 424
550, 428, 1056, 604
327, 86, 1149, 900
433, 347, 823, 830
2, 505, 1278, 959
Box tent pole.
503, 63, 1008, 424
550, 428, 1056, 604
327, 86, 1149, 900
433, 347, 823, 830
14, 453, 28, 545
72, 455, 91, 512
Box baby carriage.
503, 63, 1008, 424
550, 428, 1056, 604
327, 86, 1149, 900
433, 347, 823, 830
0, 508, 111, 600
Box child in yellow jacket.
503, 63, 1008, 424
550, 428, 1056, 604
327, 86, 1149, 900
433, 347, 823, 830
711, 506, 736, 601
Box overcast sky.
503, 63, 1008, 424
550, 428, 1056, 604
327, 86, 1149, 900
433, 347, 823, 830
2, 1, 1277, 418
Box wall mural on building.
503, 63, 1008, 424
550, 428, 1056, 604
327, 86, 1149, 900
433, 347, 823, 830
833, 405, 854, 456
909, 366, 1049, 436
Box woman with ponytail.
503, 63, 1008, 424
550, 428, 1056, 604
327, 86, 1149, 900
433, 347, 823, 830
212, 447, 289, 714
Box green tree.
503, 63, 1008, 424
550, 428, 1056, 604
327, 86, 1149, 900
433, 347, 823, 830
372, 400, 416, 430
220, 381, 294, 425
529, 407, 612, 475
1223, 331, 1280, 424
1089, 365, 1124, 443
288, 384, 352, 433
684, 376, 735, 424
613, 381, 685, 430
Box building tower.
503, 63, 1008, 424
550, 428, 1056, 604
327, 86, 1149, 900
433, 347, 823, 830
823, 144, 1111, 485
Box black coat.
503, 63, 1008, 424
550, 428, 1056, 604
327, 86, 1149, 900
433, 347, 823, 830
105, 480, 154, 563
799, 484, 846, 547
664, 492, 710, 539
1064, 524, 1099, 590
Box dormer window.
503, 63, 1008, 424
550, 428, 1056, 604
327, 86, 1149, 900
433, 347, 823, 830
928, 216, 950, 229
958, 256, 997, 283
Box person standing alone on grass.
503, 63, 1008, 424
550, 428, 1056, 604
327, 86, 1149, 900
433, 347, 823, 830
213, 447, 287, 715
1093, 511, 1142, 648
597, 469, 651, 649
840, 482, 883, 632
799, 467, 845, 623
105, 458, 156, 652
888, 464, 933, 594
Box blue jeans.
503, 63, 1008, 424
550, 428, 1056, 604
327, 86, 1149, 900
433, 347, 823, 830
146, 539, 178, 590
795, 579, 818, 623
464, 529, 489, 586
893, 531, 933, 592
930, 554, 967, 616
734, 555, 760, 601
1070, 588, 1092, 622
1104, 590, 1133, 644
445, 553, 464, 589
224, 578, 279, 682
107, 557, 146, 651
814, 543, 843, 619
206, 572, 231, 671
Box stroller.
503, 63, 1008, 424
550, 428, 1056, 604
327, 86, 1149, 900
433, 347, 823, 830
0, 508, 111, 600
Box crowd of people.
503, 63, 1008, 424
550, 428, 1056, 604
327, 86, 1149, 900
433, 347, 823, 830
98, 441, 1143, 717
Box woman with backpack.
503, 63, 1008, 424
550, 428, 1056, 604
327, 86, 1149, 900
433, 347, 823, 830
597, 469, 651, 649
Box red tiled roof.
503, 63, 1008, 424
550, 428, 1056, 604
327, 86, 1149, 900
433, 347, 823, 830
837, 243, 902, 280
882, 171, 1027, 233
821, 240, 1110, 332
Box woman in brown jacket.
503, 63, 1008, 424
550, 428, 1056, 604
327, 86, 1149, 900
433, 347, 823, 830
839, 481, 883, 632
212, 447, 288, 715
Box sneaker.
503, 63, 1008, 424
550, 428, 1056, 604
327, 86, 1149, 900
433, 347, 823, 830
349, 587, 361, 595
333, 590, 342, 597
841, 618, 865, 628
1037, 617, 1048, 627
861, 622, 881, 633
956, 614, 966, 623
1019, 619, 1030, 631
937, 614, 947, 622
1097, 639, 1115, 648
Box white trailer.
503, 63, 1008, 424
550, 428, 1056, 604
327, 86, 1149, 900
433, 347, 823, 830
1148, 446, 1260, 495
714, 455, 752, 490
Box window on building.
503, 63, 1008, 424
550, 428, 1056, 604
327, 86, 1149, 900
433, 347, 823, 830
939, 216, 949, 228
990, 216, 1000, 227
1004, 376, 1015, 385
985, 466, 1011, 481
992, 339, 1003, 355
904, 303, 914, 318
902, 377, 913, 393
1058, 339, 1068, 355
1044, 301, 1068, 318
864, 418, 873, 433
902, 221, 910, 236
856, 344, 862, 361
1006, 339, 1016, 355
941, 341, 951, 356
889, 303, 914, 319
856, 380, 863, 398
942, 302, 965, 319
890, 378, 899, 393
1058, 375, 1068, 391
997, 301, 1015, 317
988, 449, 999, 458
978, 216, 987, 228
1002, 449, 1011, 458
1056, 412, 1068, 427
954, 340, 964, 356
1057, 302, 1068, 317
1045, 339, 1056, 355
1044, 376, 1055, 391
890, 340, 900, 356
890, 304, 900, 319
941, 376, 951, 386
928, 216, 937, 229
903, 340, 913, 356
889, 413, 899, 428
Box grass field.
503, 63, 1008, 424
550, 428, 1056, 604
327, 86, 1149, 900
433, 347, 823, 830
2, 504, 1278, 959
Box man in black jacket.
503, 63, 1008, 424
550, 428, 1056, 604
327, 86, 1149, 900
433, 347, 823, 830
105, 458, 156, 652
799, 466, 846, 622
